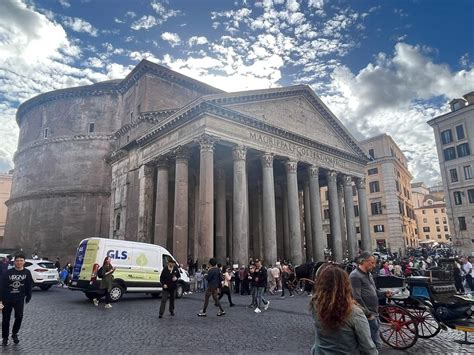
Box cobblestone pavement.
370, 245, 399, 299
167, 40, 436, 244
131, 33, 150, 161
1, 286, 472, 354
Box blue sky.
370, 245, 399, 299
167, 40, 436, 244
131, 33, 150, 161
0, 0, 473, 185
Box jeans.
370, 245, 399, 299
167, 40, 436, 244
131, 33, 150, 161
466, 274, 473, 290
255, 287, 268, 309
2, 298, 25, 339
368, 316, 381, 348
202, 287, 223, 313
159, 289, 175, 315
218, 286, 233, 305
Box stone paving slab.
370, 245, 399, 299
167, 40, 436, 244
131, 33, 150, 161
0, 287, 472, 354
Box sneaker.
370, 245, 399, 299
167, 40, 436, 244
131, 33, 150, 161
230, 303, 235, 307
289, 295, 295, 298
2, 338, 7, 346
264, 300, 270, 310
104, 304, 112, 309
197, 312, 207, 317
159, 315, 163, 319
280, 296, 285, 299
254, 307, 262, 313
217, 311, 226, 316
12, 335, 19, 344
93, 298, 99, 307
170, 312, 175, 316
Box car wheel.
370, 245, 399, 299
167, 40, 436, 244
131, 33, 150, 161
39, 284, 52, 291
109, 284, 124, 302
176, 283, 184, 299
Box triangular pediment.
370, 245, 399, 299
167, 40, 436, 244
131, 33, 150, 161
205, 86, 367, 160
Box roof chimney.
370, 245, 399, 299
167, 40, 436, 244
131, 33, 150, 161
462, 91, 474, 105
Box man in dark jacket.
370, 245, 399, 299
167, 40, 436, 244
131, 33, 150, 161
197, 258, 225, 317
0, 253, 33, 346
159, 259, 180, 318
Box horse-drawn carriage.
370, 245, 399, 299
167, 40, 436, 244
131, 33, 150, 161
375, 259, 474, 349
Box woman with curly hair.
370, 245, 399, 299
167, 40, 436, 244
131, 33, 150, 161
309, 264, 378, 355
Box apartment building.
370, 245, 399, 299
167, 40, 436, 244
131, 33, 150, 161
428, 92, 474, 255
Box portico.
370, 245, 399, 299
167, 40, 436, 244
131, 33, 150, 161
109, 86, 370, 266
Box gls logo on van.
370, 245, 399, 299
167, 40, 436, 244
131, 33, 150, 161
107, 250, 128, 259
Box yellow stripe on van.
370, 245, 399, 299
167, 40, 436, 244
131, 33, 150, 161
78, 239, 99, 281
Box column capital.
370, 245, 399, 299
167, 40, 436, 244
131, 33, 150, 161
141, 164, 155, 176
173, 145, 190, 161
260, 153, 274, 168
285, 160, 298, 174
356, 177, 366, 189
151, 156, 170, 168
308, 165, 319, 178
327, 170, 338, 182
232, 145, 247, 161
195, 133, 218, 152
342, 175, 353, 187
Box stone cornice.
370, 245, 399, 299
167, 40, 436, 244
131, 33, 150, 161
16, 59, 223, 125
14, 135, 115, 162
113, 109, 177, 138
6, 189, 110, 206
134, 101, 367, 165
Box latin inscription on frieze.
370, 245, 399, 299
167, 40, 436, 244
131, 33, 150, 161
249, 132, 347, 169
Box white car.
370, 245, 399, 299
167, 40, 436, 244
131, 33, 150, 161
25, 259, 59, 290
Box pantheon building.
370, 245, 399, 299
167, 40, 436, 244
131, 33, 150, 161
5, 60, 371, 266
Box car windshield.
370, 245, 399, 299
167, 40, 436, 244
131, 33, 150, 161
37, 262, 56, 269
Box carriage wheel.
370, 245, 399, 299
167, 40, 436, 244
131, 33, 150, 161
409, 307, 441, 338
379, 305, 419, 350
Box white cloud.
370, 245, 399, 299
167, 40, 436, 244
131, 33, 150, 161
125, 11, 136, 18
161, 32, 181, 47
188, 36, 208, 46
151, 1, 181, 20
58, 0, 70, 8
62, 16, 98, 37
131, 15, 157, 30
320, 42, 474, 185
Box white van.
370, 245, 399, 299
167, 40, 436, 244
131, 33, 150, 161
69, 238, 190, 301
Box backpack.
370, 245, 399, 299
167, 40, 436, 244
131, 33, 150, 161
97, 266, 105, 278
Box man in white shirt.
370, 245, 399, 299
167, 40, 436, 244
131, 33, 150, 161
461, 257, 473, 290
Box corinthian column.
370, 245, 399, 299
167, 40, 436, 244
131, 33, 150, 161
285, 160, 303, 265
303, 181, 312, 262
357, 177, 371, 252
327, 170, 343, 262
261, 153, 277, 265
196, 134, 216, 265
172, 146, 189, 265
232, 145, 249, 267
137, 164, 154, 243
154, 157, 169, 247
308, 166, 325, 262
343, 175, 357, 260
215, 168, 227, 263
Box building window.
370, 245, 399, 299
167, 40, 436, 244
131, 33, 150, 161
441, 208, 445, 213
422, 209, 426, 214
368, 168, 378, 175
355, 226, 360, 233
464, 166, 473, 180
458, 216, 467, 231
423, 226, 430, 232
354, 205, 359, 217
395, 181, 400, 192
115, 213, 121, 231
434, 209, 438, 214
437, 234, 442, 239
435, 217, 439, 224
371, 202, 383, 215
444, 226, 448, 232
436, 226, 441, 232
323, 209, 330, 220
423, 218, 427, 223
450, 169, 459, 182
443, 147, 456, 161
369, 181, 380, 193
468, 189, 474, 204
43, 127, 49, 139
456, 124, 465, 140
453, 191, 463, 205
368, 149, 375, 159
88, 122, 95, 133
398, 201, 405, 215
457, 143, 470, 158
443, 217, 447, 224
441, 129, 453, 144
374, 225, 384, 233
425, 235, 430, 240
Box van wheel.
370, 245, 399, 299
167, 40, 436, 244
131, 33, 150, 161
85, 292, 98, 301
39, 284, 52, 291
176, 283, 184, 299
109, 284, 124, 302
